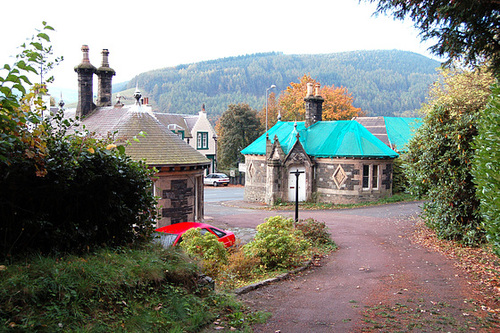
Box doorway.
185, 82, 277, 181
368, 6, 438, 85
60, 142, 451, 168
288, 166, 306, 202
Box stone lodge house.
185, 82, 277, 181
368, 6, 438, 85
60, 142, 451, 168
67, 45, 210, 227
241, 83, 399, 205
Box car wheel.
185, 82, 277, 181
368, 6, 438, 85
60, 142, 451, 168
213, 181, 219, 187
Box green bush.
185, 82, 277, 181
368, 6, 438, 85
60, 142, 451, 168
180, 228, 228, 277
296, 218, 335, 247
473, 82, 500, 256
0, 112, 158, 258
403, 68, 494, 245
243, 216, 311, 269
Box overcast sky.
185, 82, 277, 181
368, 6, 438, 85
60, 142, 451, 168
1, 0, 437, 96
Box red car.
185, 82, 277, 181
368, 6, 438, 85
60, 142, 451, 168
155, 222, 236, 248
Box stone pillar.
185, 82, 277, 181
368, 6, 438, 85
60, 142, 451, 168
265, 159, 281, 205
96, 49, 115, 107
304, 83, 324, 128
74, 45, 96, 118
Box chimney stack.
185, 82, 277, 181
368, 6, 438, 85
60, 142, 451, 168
96, 49, 115, 107
304, 83, 324, 127
74, 45, 96, 118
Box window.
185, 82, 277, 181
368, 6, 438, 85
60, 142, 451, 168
197, 132, 208, 150
362, 164, 379, 190
362, 165, 370, 189
177, 130, 184, 139
372, 164, 379, 190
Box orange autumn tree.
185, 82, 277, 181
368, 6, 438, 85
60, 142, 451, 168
278, 75, 364, 122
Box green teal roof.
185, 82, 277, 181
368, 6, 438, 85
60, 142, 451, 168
383, 117, 422, 152
241, 120, 398, 158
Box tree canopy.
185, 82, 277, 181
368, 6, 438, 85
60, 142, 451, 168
215, 103, 262, 170
272, 75, 364, 123
368, 0, 500, 75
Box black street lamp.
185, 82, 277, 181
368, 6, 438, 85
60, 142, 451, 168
290, 168, 305, 222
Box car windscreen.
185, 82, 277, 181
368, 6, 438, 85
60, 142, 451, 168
155, 232, 178, 247
210, 227, 226, 237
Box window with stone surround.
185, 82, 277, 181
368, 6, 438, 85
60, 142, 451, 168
363, 164, 380, 190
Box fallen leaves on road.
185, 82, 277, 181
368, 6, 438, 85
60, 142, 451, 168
412, 219, 500, 313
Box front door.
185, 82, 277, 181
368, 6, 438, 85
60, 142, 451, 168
288, 167, 306, 202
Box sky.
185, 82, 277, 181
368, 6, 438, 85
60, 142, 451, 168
1, 0, 438, 102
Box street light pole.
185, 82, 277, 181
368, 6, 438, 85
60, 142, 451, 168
265, 84, 276, 132
291, 168, 305, 223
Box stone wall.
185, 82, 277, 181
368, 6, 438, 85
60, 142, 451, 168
154, 169, 205, 227
315, 158, 393, 204
244, 155, 267, 202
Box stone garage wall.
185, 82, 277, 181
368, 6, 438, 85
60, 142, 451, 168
154, 169, 205, 228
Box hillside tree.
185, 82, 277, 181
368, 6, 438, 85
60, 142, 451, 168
277, 75, 364, 122
367, 0, 500, 76
216, 103, 263, 170
403, 67, 494, 245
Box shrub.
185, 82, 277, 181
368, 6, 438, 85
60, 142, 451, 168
0, 112, 158, 259
403, 68, 494, 245
180, 228, 228, 277
473, 82, 500, 256
296, 218, 335, 247
243, 216, 311, 269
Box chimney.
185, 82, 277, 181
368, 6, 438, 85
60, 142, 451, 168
74, 45, 96, 118
304, 83, 324, 127
96, 49, 115, 107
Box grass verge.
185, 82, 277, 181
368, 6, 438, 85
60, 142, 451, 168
0, 244, 267, 332
272, 192, 418, 210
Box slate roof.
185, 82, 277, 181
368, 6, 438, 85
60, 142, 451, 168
66, 105, 209, 167
353, 117, 422, 152
241, 120, 398, 159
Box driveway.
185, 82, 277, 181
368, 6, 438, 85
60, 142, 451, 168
205, 201, 497, 332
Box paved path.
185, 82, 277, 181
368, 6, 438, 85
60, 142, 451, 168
206, 201, 494, 332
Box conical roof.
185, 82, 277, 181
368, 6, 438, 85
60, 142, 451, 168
73, 105, 209, 167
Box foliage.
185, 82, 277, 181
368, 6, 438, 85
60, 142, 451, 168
243, 216, 311, 269
0, 26, 157, 259
216, 103, 262, 169
368, 0, 500, 76
0, 22, 58, 167
179, 228, 228, 277
392, 157, 409, 194
403, 67, 494, 245
473, 82, 500, 256
130, 50, 439, 118
275, 74, 364, 122
0, 111, 158, 258
296, 218, 336, 247
0, 244, 257, 332
257, 91, 279, 129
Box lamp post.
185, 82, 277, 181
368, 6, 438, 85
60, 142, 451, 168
265, 84, 276, 132
290, 168, 305, 223
212, 133, 218, 173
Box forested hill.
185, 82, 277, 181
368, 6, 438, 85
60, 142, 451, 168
124, 50, 440, 120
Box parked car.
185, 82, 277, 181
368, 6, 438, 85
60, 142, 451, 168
155, 222, 236, 248
204, 173, 230, 186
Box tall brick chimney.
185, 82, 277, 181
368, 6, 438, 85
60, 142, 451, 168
74, 45, 96, 118
304, 83, 324, 127
96, 49, 115, 107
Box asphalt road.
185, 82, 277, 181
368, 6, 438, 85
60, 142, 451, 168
204, 186, 244, 202
206, 200, 491, 332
